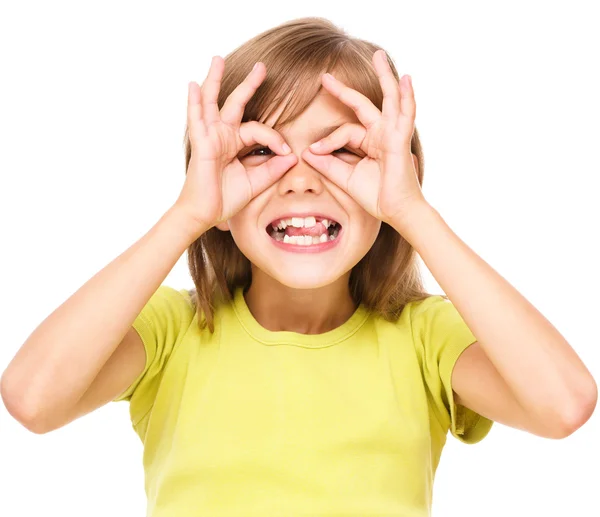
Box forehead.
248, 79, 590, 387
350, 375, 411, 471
263, 89, 358, 138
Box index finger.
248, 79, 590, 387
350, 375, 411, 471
320, 73, 381, 130
373, 50, 401, 122
200, 56, 226, 126
220, 62, 266, 127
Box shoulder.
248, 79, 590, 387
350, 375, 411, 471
389, 294, 448, 331
406, 294, 449, 319
136, 284, 199, 332
393, 294, 475, 363
401, 294, 461, 335
149, 284, 195, 312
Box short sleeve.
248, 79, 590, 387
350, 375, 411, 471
410, 295, 494, 444
112, 285, 195, 426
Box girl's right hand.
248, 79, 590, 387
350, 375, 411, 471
174, 56, 298, 231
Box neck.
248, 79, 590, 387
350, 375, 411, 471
244, 270, 357, 334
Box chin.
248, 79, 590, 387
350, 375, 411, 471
267, 270, 344, 290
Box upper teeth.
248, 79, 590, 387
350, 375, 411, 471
273, 216, 334, 230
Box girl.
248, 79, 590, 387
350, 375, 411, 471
1, 16, 596, 517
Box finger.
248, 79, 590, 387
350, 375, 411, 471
309, 122, 366, 155
187, 81, 205, 138
200, 56, 225, 126
302, 150, 353, 194
373, 50, 401, 122
399, 74, 416, 123
320, 73, 381, 130
238, 121, 292, 156
247, 154, 297, 198
220, 62, 266, 127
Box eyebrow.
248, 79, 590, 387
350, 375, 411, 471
309, 124, 345, 142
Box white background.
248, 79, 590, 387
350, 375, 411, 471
1, 1, 598, 515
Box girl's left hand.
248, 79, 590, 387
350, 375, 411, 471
303, 49, 426, 226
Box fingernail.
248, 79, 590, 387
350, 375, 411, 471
282, 143, 291, 154
324, 73, 335, 81
253, 62, 259, 71
310, 141, 322, 150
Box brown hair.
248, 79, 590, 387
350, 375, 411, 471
184, 17, 438, 332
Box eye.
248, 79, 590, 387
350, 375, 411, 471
244, 146, 274, 157
242, 146, 354, 158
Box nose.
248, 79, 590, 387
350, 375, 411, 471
277, 153, 325, 196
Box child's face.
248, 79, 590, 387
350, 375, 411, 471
216, 88, 382, 289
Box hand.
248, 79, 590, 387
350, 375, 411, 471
174, 56, 298, 231
302, 49, 426, 226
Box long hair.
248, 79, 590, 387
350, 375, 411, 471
184, 17, 438, 332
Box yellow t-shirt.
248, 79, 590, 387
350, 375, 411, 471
113, 285, 493, 516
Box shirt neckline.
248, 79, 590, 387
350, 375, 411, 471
232, 287, 370, 348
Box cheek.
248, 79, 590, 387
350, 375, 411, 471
355, 210, 382, 235
227, 199, 258, 232
368, 218, 383, 236
352, 216, 382, 250
228, 218, 252, 244
227, 208, 265, 255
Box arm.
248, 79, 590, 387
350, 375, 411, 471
392, 201, 597, 439
0, 205, 207, 433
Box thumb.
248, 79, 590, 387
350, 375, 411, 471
247, 153, 298, 197
302, 149, 352, 193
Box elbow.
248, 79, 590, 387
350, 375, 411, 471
1, 370, 54, 435
550, 378, 598, 439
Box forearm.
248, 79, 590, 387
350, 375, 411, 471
392, 201, 596, 423
1, 205, 206, 415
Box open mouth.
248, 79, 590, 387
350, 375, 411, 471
266, 215, 341, 246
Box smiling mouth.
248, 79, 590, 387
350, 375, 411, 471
266, 216, 342, 245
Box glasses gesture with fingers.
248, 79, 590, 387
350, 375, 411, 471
175, 57, 297, 232
303, 50, 425, 229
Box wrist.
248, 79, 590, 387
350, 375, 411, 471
389, 200, 437, 238
164, 204, 211, 243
